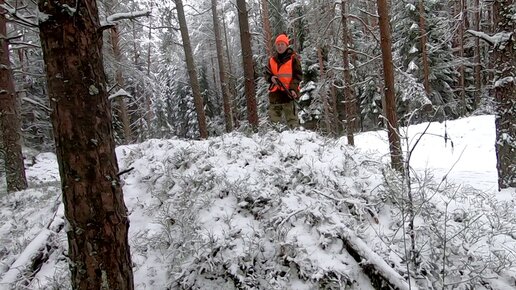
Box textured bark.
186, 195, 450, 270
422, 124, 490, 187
418, 0, 431, 96
377, 0, 404, 172
37, 0, 134, 289
0, 0, 27, 193
493, 0, 515, 189
236, 0, 259, 127
175, 0, 208, 139
212, 0, 234, 132
341, 0, 356, 145
110, 26, 132, 143
260, 0, 273, 57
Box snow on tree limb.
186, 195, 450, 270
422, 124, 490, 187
100, 11, 151, 30
466, 30, 514, 49
494, 77, 515, 88
108, 89, 132, 100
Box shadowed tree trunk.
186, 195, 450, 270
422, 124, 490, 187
175, 0, 208, 139
377, 0, 404, 172
317, 47, 333, 135
37, 0, 134, 289
418, 0, 431, 96
0, 0, 27, 193
145, 3, 154, 134
458, 0, 466, 115
341, 0, 356, 145
473, 0, 481, 107
260, 0, 273, 57
212, 0, 234, 132
222, 6, 239, 127
492, 0, 515, 189
236, 0, 259, 127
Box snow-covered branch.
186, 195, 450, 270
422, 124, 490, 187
100, 10, 151, 30
466, 30, 514, 48
108, 89, 132, 100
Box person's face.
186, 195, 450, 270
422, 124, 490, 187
275, 42, 288, 54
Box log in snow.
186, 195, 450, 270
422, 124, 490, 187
0, 205, 64, 287
340, 228, 416, 290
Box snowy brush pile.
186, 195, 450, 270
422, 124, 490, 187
1, 121, 515, 289
119, 130, 384, 289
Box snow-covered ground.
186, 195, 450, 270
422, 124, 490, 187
356, 115, 498, 192
0, 115, 514, 290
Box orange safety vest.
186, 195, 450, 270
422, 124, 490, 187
269, 55, 297, 92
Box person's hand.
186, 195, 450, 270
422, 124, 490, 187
290, 90, 298, 99
271, 76, 280, 85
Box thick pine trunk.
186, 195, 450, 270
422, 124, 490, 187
212, 0, 234, 132
175, 0, 208, 139
236, 0, 259, 128
0, 0, 27, 193
493, 0, 516, 189
377, 0, 404, 172
37, 0, 134, 289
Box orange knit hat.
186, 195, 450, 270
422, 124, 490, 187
275, 34, 289, 45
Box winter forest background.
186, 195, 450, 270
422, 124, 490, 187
0, 0, 515, 289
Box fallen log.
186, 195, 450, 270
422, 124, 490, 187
0, 204, 64, 288
339, 228, 416, 290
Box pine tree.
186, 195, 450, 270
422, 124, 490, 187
0, 0, 27, 193
392, 0, 459, 119
38, 0, 134, 288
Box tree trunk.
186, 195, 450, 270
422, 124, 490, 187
341, 0, 356, 145
110, 26, 132, 143
377, 0, 404, 172
318, 47, 333, 135
260, 0, 273, 57
145, 3, 153, 132
222, 8, 240, 128
236, 0, 259, 128
458, 0, 466, 114
0, 0, 28, 193
212, 0, 234, 132
473, 0, 481, 107
493, 0, 515, 189
418, 0, 431, 96
175, 0, 208, 139
222, 6, 239, 127
37, 0, 134, 289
